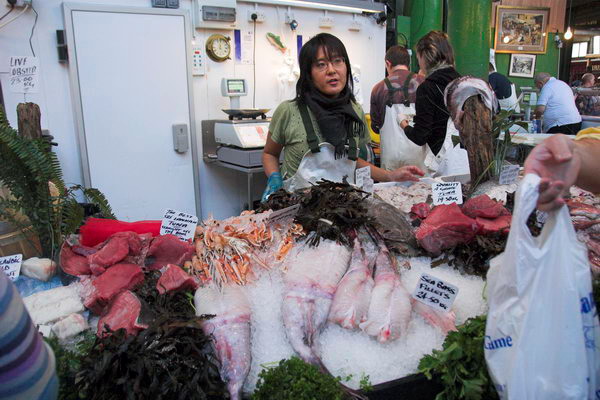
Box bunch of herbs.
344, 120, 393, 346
252, 357, 347, 400
418, 315, 499, 400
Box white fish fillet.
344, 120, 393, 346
329, 238, 374, 330
360, 245, 412, 342
411, 300, 456, 334
282, 239, 351, 365
195, 285, 251, 400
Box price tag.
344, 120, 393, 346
536, 210, 548, 225
9, 56, 39, 93
355, 166, 371, 188
268, 204, 300, 225
362, 178, 374, 194
499, 164, 520, 185
1, 254, 23, 282
432, 182, 463, 205
412, 273, 459, 312
160, 209, 198, 241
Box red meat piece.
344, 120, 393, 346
60, 243, 92, 276
79, 217, 161, 247
146, 234, 195, 270
475, 215, 512, 235
71, 244, 98, 257
156, 264, 199, 294
124, 232, 153, 266
411, 203, 431, 219
84, 263, 144, 314
462, 195, 510, 219
415, 203, 479, 255
566, 200, 600, 219
97, 291, 148, 337
87, 236, 130, 276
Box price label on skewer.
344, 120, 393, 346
499, 164, 520, 185
355, 166, 371, 188
1, 254, 23, 282
268, 204, 301, 225
412, 273, 459, 313
160, 209, 198, 241
431, 182, 463, 205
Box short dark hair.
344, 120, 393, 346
295, 33, 355, 102
415, 31, 455, 72
385, 46, 410, 67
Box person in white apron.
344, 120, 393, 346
396, 31, 461, 176
261, 33, 424, 201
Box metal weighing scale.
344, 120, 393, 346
202, 78, 272, 209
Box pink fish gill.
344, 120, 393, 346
194, 284, 251, 400
360, 243, 412, 342
329, 238, 374, 330
282, 239, 351, 366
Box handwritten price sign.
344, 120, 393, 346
1, 254, 23, 282
432, 182, 463, 205
160, 209, 198, 241
412, 273, 459, 312
9, 56, 39, 94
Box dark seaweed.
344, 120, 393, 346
75, 272, 226, 400
295, 179, 374, 248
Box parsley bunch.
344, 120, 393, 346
252, 357, 346, 400
418, 315, 499, 400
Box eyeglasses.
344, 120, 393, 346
313, 57, 345, 72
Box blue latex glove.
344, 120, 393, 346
261, 172, 283, 202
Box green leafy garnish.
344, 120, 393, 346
252, 357, 347, 400
418, 315, 499, 400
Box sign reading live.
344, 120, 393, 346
160, 209, 198, 241
9, 56, 39, 93
1, 254, 23, 282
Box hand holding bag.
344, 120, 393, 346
485, 173, 600, 400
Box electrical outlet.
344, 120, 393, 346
319, 16, 334, 28
349, 20, 362, 31
247, 10, 265, 22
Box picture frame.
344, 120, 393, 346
508, 53, 537, 78
494, 6, 549, 54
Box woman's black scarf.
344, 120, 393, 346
302, 87, 364, 160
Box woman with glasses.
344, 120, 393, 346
261, 33, 424, 201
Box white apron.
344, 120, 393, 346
380, 103, 428, 171
498, 83, 521, 113
283, 143, 356, 192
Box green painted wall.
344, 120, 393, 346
494, 33, 560, 91
447, 0, 492, 79
403, 0, 443, 71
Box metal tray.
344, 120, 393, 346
222, 108, 270, 119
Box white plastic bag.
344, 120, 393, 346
380, 103, 428, 171
485, 174, 600, 400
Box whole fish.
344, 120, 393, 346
328, 238, 374, 330
360, 242, 413, 342
282, 238, 351, 365
195, 285, 251, 400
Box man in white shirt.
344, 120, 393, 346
534, 72, 582, 134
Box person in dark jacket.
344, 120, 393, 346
488, 62, 512, 100
398, 31, 460, 155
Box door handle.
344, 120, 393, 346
172, 124, 189, 153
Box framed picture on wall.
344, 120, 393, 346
508, 53, 536, 78
494, 6, 549, 54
